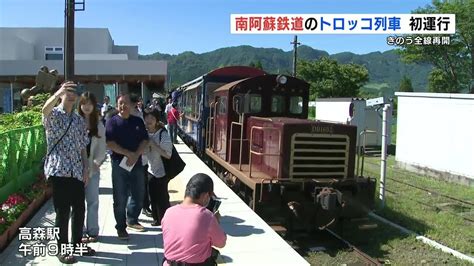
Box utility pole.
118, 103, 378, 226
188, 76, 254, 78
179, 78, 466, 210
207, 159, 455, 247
64, 0, 85, 81
291, 35, 301, 77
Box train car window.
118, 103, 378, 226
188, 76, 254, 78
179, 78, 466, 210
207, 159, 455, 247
289, 96, 303, 114
185, 90, 197, 118
205, 82, 227, 107
271, 95, 285, 113
196, 86, 202, 117
249, 94, 261, 113
218, 97, 227, 114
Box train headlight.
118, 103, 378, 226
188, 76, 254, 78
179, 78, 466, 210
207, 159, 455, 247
276, 75, 287, 85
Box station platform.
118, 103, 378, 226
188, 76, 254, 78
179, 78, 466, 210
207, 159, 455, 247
0, 140, 309, 265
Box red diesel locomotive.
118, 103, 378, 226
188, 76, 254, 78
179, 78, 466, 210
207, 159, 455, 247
174, 67, 376, 232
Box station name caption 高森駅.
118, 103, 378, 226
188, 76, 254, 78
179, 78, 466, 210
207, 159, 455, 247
16, 226, 89, 257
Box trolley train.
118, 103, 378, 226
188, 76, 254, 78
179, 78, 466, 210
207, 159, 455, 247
173, 66, 376, 232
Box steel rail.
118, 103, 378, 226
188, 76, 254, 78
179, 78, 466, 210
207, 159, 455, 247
363, 161, 473, 206
384, 188, 474, 223
325, 228, 382, 266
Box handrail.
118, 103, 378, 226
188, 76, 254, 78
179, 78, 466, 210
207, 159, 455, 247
197, 98, 203, 121
206, 116, 212, 148
185, 115, 199, 122
213, 101, 220, 152
238, 114, 245, 170
207, 102, 216, 149
249, 126, 281, 179
259, 178, 275, 202
254, 117, 273, 122
229, 116, 245, 170
229, 122, 239, 166
0, 125, 46, 195
0, 124, 44, 135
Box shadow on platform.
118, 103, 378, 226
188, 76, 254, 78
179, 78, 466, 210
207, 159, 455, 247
220, 215, 265, 237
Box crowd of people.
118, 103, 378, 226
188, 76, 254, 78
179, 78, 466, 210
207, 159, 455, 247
42, 82, 226, 265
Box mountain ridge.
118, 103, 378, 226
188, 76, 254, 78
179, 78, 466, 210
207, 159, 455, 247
139, 45, 432, 94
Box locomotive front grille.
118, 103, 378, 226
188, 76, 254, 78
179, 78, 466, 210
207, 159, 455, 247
289, 133, 349, 179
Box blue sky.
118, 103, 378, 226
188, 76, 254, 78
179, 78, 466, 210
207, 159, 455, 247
0, 0, 432, 55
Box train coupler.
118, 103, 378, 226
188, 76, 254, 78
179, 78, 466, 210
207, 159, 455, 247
314, 187, 344, 211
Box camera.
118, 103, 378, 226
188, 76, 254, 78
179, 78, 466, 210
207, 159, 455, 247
207, 196, 221, 214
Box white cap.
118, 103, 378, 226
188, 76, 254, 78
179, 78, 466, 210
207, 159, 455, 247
152, 93, 160, 98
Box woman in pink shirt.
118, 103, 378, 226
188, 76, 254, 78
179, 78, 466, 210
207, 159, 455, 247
161, 173, 226, 266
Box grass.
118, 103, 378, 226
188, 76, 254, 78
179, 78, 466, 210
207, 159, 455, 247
390, 123, 396, 145
303, 217, 471, 265
303, 155, 473, 265
308, 107, 316, 120
362, 155, 474, 256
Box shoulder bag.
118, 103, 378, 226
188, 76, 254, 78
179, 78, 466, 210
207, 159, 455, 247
159, 129, 185, 179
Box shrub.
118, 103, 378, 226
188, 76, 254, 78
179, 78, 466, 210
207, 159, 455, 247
0, 92, 50, 133
1, 193, 29, 224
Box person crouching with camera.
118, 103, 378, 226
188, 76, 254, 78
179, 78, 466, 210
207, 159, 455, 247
161, 173, 226, 266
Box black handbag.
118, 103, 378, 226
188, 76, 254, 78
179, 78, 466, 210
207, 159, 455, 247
159, 129, 185, 179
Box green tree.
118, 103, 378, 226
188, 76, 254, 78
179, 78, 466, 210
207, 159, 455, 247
428, 68, 458, 92
399, 0, 474, 93
297, 57, 369, 99
358, 88, 380, 99
399, 75, 414, 92
378, 84, 394, 97
249, 60, 263, 70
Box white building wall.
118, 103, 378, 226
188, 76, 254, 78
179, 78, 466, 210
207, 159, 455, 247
315, 99, 389, 146
75, 28, 113, 54
76, 54, 128, 60
0, 35, 34, 60
365, 108, 383, 145
113, 45, 138, 60
316, 101, 353, 123
395, 92, 474, 180
0, 60, 167, 76
0, 28, 116, 60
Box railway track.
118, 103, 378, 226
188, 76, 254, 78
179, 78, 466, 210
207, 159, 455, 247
386, 177, 474, 207
208, 156, 382, 264
384, 188, 474, 223
363, 161, 473, 207
268, 218, 383, 265
363, 161, 473, 223
325, 228, 382, 266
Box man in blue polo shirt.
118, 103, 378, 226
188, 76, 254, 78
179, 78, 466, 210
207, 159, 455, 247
106, 94, 149, 239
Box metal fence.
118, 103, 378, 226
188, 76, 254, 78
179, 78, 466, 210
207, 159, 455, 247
0, 125, 46, 202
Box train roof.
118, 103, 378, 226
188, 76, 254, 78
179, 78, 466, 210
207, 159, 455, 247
174, 66, 266, 91
213, 78, 249, 93
214, 74, 309, 93
207, 66, 266, 77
